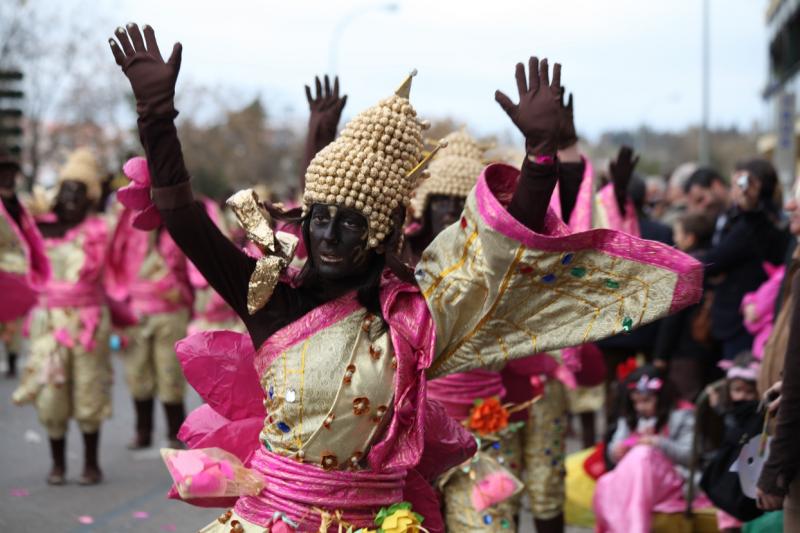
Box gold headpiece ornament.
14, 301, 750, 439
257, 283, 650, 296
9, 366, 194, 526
410, 128, 487, 218
58, 147, 103, 201
303, 69, 444, 248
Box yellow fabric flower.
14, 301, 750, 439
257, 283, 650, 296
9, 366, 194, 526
380, 508, 422, 532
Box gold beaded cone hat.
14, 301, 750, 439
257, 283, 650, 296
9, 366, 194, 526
410, 128, 487, 218
303, 70, 444, 249
58, 147, 103, 201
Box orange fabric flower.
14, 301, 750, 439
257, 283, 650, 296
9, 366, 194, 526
468, 397, 509, 435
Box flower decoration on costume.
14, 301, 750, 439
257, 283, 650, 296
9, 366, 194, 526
118, 156, 162, 230
374, 502, 424, 533
468, 397, 509, 435
615, 356, 638, 382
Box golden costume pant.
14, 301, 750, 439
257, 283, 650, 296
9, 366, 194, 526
123, 309, 189, 403
442, 430, 523, 532
13, 307, 112, 439
523, 379, 568, 520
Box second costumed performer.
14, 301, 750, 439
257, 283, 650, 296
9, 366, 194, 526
110, 24, 703, 532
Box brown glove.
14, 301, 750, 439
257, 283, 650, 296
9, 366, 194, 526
610, 146, 639, 215
557, 89, 578, 149
495, 57, 562, 157
109, 23, 182, 117
306, 75, 347, 147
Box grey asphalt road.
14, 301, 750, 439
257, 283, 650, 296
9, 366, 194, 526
0, 346, 589, 532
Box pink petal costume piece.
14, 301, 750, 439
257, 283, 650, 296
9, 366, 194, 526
12, 216, 114, 438
0, 196, 50, 322
176, 163, 701, 532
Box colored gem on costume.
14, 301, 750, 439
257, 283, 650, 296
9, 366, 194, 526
217, 510, 233, 524
323, 413, 335, 429
268, 385, 274, 399
372, 405, 388, 423
414, 268, 425, 279
461, 216, 468, 229
285, 388, 297, 403
561, 253, 574, 265
501, 518, 511, 529
369, 345, 382, 360
321, 453, 339, 471
492, 441, 501, 450
570, 266, 587, 278
519, 265, 534, 274
605, 278, 620, 289
622, 316, 634, 332
353, 397, 370, 415
541, 273, 556, 283
276, 421, 291, 433
344, 364, 356, 384
483, 514, 493, 525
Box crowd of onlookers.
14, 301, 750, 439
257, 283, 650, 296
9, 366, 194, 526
590, 156, 800, 532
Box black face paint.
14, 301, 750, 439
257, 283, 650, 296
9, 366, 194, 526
0, 166, 16, 195
427, 194, 466, 236
53, 180, 91, 225
308, 203, 374, 280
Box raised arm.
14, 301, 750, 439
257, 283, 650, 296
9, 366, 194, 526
610, 146, 639, 216
108, 24, 297, 347
301, 75, 347, 187
555, 89, 586, 223
494, 57, 562, 233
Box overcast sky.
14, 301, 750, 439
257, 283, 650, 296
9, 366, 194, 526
107, 0, 767, 140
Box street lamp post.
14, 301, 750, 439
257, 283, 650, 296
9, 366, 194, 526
328, 3, 399, 74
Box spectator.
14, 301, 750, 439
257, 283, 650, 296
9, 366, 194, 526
700, 159, 789, 360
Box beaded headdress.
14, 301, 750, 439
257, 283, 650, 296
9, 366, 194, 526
410, 129, 487, 218
303, 70, 443, 248
58, 147, 103, 201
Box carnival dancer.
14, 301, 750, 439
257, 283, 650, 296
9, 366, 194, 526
0, 147, 49, 378
109, 160, 195, 449
110, 24, 702, 532
12, 148, 113, 485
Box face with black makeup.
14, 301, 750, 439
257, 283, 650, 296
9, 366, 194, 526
307, 203, 374, 280
427, 194, 466, 236
54, 180, 91, 225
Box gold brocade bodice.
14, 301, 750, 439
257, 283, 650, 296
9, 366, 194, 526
259, 309, 396, 470
47, 234, 86, 283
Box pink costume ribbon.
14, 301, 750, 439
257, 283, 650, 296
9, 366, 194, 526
38, 217, 108, 351
117, 156, 162, 231
718, 360, 761, 382
427, 369, 506, 421
0, 198, 50, 322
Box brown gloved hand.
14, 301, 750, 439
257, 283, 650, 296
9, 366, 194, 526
109, 23, 182, 117
306, 75, 347, 146
610, 146, 639, 215
495, 57, 562, 157
557, 89, 577, 149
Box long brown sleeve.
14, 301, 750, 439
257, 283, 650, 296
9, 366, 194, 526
759, 270, 800, 496
507, 157, 559, 233
137, 113, 311, 348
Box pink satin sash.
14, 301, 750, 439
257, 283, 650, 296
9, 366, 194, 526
234, 449, 406, 531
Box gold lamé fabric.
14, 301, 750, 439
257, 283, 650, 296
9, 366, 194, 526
226, 189, 297, 315
122, 309, 190, 403
0, 211, 28, 274
260, 309, 396, 469
417, 189, 680, 379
